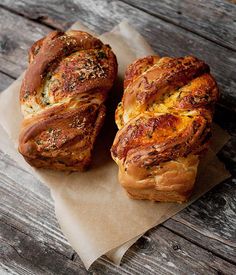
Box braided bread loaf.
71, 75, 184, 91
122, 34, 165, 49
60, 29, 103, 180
19, 30, 117, 171
111, 56, 219, 202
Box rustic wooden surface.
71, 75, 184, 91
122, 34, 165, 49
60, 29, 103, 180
0, 1, 236, 274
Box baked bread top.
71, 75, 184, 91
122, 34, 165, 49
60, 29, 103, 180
19, 30, 117, 171
111, 56, 219, 202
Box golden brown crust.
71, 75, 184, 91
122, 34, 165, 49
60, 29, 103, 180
111, 56, 219, 202
119, 155, 199, 203
19, 30, 117, 171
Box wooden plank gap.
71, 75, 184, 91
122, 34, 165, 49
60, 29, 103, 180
0, 69, 16, 80
0, 4, 57, 31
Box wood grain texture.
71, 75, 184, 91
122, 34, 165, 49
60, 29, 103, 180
0, 221, 87, 275
0, 71, 14, 91
0, 152, 130, 274
0, 162, 73, 259
122, 0, 236, 50
163, 178, 236, 264
0, 8, 51, 78
90, 225, 236, 275
119, 226, 236, 275
0, 0, 235, 110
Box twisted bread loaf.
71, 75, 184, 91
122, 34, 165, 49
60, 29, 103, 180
19, 30, 117, 171
111, 56, 219, 202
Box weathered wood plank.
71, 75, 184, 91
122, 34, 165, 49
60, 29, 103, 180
122, 0, 236, 51
0, 150, 51, 201
93, 226, 236, 275
1, 221, 136, 274
1, 0, 236, 51
0, 1, 235, 110
0, 71, 14, 91
163, 178, 236, 264
0, 221, 87, 275
0, 0, 78, 30
0, 8, 51, 78
0, 163, 73, 259
0, 153, 131, 274
2, 206, 236, 275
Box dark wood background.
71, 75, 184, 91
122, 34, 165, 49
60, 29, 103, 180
0, 0, 236, 274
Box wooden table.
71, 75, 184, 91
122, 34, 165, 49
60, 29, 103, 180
0, 1, 236, 274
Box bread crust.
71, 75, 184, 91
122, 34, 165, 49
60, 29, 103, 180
19, 30, 117, 171
111, 56, 219, 202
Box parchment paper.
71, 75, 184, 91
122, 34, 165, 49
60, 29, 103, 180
0, 21, 230, 269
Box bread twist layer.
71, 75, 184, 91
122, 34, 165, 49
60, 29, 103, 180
19, 30, 117, 171
111, 56, 219, 202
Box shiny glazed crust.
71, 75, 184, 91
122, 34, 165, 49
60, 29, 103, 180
111, 56, 219, 202
19, 30, 117, 171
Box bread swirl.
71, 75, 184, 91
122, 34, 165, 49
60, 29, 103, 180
111, 56, 219, 202
19, 30, 117, 171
